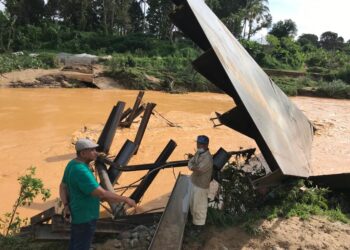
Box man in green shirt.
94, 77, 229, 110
59, 138, 136, 250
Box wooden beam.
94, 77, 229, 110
33, 224, 70, 240
30, 207, 56, 225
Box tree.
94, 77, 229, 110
206, 0, 247, 37
241, 0, 272, 40
44, 0, 61, 21
206, 0, 221, 12
264, 34, 303, 69
5, 0, 45, 25
0, 10, 16, 52
147, 0, 174, 39
115, 0, 132, 35
268, 19, 297, 39
129, 0, 144, 33
139, 0, 147, 32
320, 31, 344, 50
297, 33, 319, 47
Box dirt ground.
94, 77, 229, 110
0, 65, 124, 89
183, 216, 350, 250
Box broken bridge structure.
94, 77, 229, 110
170, 0, 350, 189
19, 1, 350, 249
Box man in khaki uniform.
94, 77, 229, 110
188, 135, 213, 228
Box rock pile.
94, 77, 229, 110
95, 224, 157, 250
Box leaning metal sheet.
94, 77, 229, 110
149, 175, 191, 250
179, 0, 314, 177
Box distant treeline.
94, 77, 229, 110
0, 0, 349, 85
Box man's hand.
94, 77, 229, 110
92, 186, 137, 208
124, 197, 137, 208
186, 153, 194, 159
63, 205, 71, 223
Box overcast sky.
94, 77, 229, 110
1, 0, 349, 41
264, 0, 350, 41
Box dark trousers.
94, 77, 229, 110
69, 219, 97, 250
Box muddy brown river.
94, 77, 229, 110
0, 89, 349, 218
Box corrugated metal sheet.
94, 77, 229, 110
171, 0, 314, 177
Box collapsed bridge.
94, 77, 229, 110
19, 1, 349, 249
171, 0, 350, 189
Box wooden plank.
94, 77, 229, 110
51, 213, 162, 234
30, 206, 56, 225
33, 224, 70, 240
51, 216, 124, 234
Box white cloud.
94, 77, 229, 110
267, 0, 350, 41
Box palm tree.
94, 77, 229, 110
242, 0, 271, 40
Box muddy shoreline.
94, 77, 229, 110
2, 67, 349, 100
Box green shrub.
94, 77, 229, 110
305, 49, 329, 67
240, 39, 266, 64
262, 35, 304, 70
0, 167, 51, 236
106, 52, 210, 92
207, 166, 350, 231
306, 66, 329, 74
0, 236, 68, 250
0, 53, 59, 74
337, 64, 350, 84
316, 80, 350, 99
36, 53, 59, 68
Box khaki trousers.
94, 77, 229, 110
190, 183, 209, 225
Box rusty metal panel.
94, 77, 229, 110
171, 0, 314, 177
97, 101, 125, 154
134, 103, 156, 154
149, 175, 191, 250
311, 174, 350, 189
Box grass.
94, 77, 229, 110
1, 50, 349, 99
105, 53, 217, 92
272, 76, 350, 99
0, 53, 59, 74
0, 235, 68, 250
106, 55, 350, 97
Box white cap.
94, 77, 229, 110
75, 138, 99, 151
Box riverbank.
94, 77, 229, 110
1, 58, 350, 99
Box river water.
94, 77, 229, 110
0, 89, 349, 218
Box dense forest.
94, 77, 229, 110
0, 0, 350, 97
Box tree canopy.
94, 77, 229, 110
269, 19, 297, 39
320, 31, 344, 50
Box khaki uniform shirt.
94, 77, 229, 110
189, 150, 213, 189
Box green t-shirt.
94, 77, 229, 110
62, 159, 100, 224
